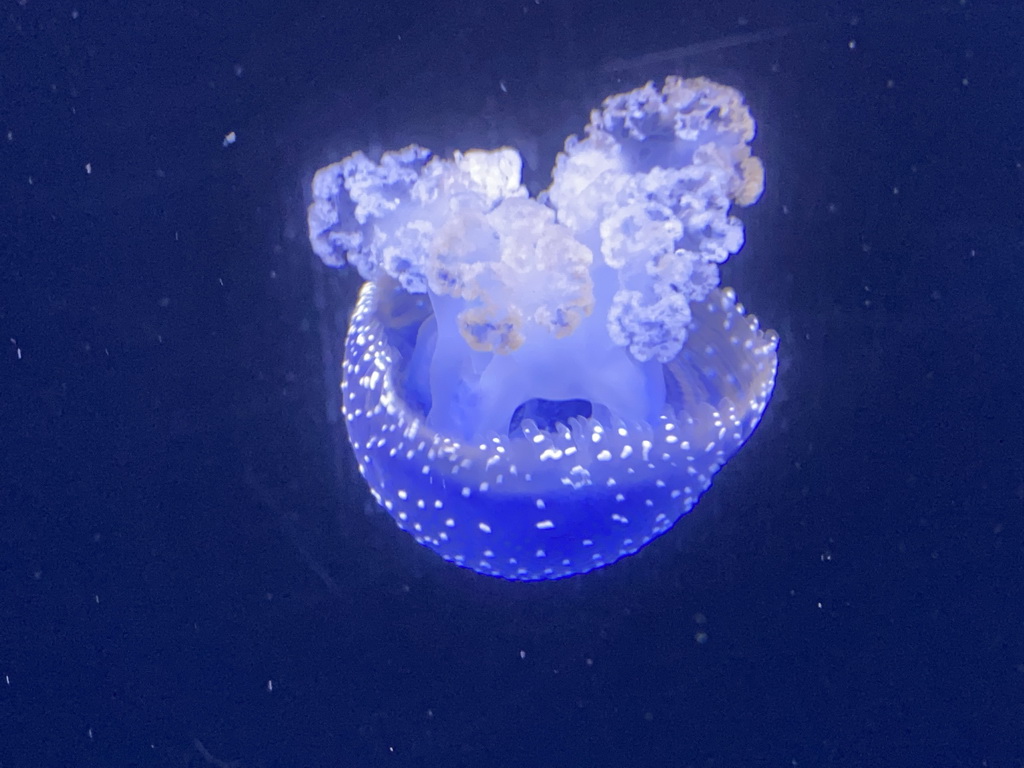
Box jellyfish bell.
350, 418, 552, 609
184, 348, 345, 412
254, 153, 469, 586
307, 77, 778, 580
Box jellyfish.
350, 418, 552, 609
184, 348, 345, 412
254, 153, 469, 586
306, 76, 778, 581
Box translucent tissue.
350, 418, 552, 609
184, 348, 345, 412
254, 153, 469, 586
307, 77, 778, 581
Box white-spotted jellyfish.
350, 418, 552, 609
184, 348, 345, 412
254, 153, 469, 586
307, 77, 778, 581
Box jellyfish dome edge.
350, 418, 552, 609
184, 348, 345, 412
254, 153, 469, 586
307, 77, 779, 581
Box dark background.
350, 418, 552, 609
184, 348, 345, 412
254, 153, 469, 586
2, 1, 1023, 766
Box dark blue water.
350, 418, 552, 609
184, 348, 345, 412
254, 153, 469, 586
3, 1, 1022, 765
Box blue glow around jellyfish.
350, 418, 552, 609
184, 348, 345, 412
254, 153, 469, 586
306, 77, 778, 581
